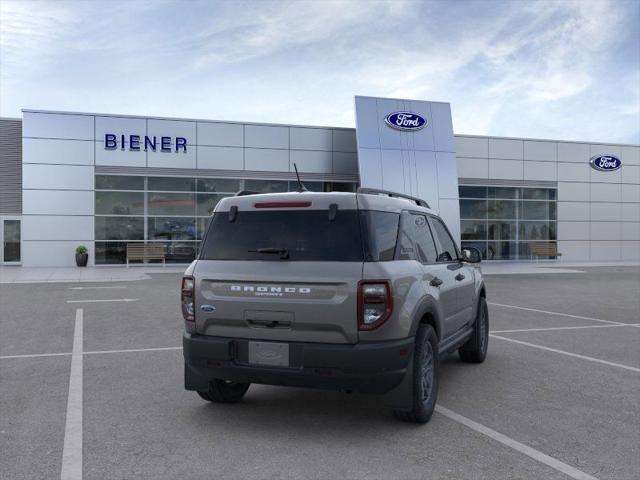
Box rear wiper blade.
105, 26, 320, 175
248, 247, 290, 259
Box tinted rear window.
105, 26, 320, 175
200, 209, 402, 262
200, 210, 364, 261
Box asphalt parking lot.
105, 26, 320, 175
1, 266, 639, 480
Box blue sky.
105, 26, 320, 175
1, 0, 638, 143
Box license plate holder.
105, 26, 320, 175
248, 341, 290, 367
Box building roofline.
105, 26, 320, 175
452, 133, 639, 148
20, 108, 356, 131
18, 109, 639, 147
354, 95, 451, 106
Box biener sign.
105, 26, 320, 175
104, 134, 188, 152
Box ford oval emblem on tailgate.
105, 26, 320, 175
200, 304, 216, 312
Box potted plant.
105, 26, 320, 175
75, 245, 88, 267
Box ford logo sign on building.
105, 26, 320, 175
384, 112, 427, 131
590, 155, 622, 172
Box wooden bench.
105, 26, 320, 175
530, 242, 562, 260
126, 244, 166, 266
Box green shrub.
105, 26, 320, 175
75, 245, 88, 255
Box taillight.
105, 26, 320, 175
358, 280, 393, 331
181, 276, 195, 322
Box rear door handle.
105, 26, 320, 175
455, 273, 465, 281
430, 277, 443, 287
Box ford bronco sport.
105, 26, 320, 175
182, 188, 487, 423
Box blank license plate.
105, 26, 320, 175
248, 341, 289, 367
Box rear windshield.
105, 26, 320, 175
200, 209, 400, 262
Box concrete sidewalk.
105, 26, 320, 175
481, 260, 640, 275
0, 265, 187, 284
1, 261, 638, 284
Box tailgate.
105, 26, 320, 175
194, 261, 362, 344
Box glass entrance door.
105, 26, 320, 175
1, 218, 21, 264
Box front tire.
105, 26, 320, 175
197, 379, 250, 403
393, 324, 439, 424
459, 297, 489, 363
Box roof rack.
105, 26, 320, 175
235, 190, 260, 196
357, 187, 430, 208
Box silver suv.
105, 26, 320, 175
182, 188, 488, 423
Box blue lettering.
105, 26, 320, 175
145, 136, 156, 151
105, 134, 116, 149
175, 137, 187, 152
130, 135, 140, 151
121, 135, 126, 150
161, 136, 171, 152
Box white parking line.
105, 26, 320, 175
68, 286, 127, 290
60, 308, 83, 480
0, 351, 71, 360
83, 346, 182, 355
0, 346, 182, 360
66, 298, 139, 304
491, 323, 640, 334
435, 405, 598, 480
488, 302, 625, 326
490, 334, 640, 373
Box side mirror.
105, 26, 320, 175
462, 247, 482, 263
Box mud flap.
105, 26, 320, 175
383, 354, 414, 411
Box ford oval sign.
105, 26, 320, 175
590, 155, 622, 172
384, 112, 427, 131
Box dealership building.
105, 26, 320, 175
0, 95, 638, 267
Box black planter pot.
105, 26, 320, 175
75, 253, 88, 267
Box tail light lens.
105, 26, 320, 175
181, 276, 195, 322
358, 280, 393, 331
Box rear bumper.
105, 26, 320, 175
183, 333, 413, 394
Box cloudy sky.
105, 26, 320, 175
1, 0, 638, 143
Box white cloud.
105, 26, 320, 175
0, 0, 637, 143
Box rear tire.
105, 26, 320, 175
197, 379, 250, 403
393, 324, 439, 424
459, 297, 489, 363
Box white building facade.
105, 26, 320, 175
0, 96, 638, 267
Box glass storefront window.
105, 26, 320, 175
488, 199, 516, 219
95, 216, 144, 240
521, 201, 555, 220
460, 199, 487, 219
459, 186, 487, 198
95, 175, 144, 190
147, 176, 195, 192
197, 178, 240, 193
95, 191, 144, 215
459, 185, 557, 260
460, 220, 486, 240
488, 187, 516, 199
196, 193, 226, 216
196, 217, 212, 240
244, 179, 288, 193
522, 188, 556, 200
147, 192, 195, 216
487, 221, 516, 240
147, 217, 196, 241
94, 175, 359, 264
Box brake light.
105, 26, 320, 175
181, 276, 195, 322
254, 201, 312, 208
357, 280, 393, 331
